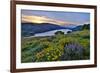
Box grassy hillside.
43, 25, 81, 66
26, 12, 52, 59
21, 29, 90, 63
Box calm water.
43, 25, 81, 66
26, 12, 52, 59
34, 29, 72, 37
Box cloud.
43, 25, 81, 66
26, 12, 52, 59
22, 15, 78, 25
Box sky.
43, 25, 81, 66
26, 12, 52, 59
21, 9, 90, 25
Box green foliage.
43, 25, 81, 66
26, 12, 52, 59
82, 24, 90, 30
21, 29, 90, 63
55, 31, 64, 35
67, 31, 71, 33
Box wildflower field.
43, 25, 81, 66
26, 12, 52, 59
21, 29, 90, 63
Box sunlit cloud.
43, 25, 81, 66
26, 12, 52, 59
22, 15, 79, 25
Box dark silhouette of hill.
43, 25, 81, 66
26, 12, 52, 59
72, 24, 90, 31
21, 23, 67, 37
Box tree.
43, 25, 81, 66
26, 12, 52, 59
67, 31, 71, 33
82, 24, 90, 30
55, 31, 64, 35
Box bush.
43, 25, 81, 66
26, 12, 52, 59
55, 31, 64, 35
60, 42, 84, 60
67, 31, 71, 33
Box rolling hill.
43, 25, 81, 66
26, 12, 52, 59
21, 23, 67, 37
71, 24, 90, 31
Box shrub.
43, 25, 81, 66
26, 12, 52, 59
60, 42, 84, 60
55, 31, 64, 35
67, 31, 71, 33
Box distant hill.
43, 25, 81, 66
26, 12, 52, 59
72, 24, 90, 31
21, 23, 67, 37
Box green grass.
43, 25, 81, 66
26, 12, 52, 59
21, 29, 90, 63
